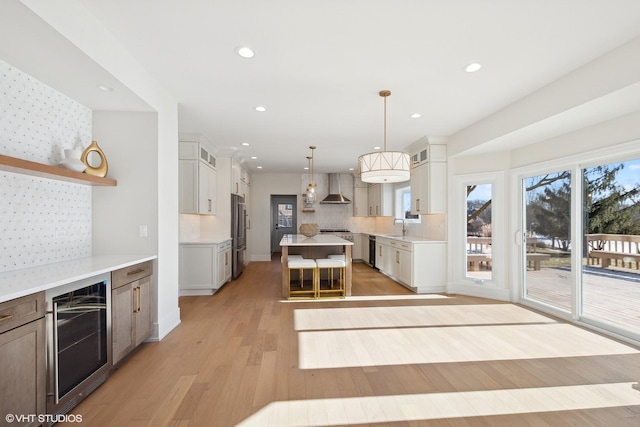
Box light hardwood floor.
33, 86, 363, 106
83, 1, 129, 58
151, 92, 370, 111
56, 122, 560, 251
60, 258, 640, 426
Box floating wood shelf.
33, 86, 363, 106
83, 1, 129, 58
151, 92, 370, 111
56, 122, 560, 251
0, 154, 117, 186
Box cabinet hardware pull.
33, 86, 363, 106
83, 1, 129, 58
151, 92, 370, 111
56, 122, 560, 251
396, 251, 399, 263
416, 198, 420, 212
127, 268, 145, 276
0, 314, 14, 322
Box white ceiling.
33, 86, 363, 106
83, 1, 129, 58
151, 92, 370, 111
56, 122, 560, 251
3, 0, 640, 173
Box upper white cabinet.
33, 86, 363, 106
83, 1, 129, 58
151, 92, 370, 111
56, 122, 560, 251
410, 144, 446, 215
368, 183, 393, 216
353, 177, 368, 217
179, 140, 217, 215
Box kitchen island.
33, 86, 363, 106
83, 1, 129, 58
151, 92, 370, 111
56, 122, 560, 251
280, 234, 353, 298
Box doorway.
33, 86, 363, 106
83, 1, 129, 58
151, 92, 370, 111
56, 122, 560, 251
270, 195, 297, 254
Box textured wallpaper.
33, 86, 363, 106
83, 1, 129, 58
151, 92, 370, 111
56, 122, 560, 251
0, 59, 92, 272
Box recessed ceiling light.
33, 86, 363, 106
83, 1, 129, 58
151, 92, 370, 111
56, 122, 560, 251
464, 62, 482, 73
304, 166, 309, 170
348, 167, 354, 171
410, 113, 422, 119
255, 106, 267, 112
250, 156, 257, 160
97, 84, 113, 91
242, 142, 250, 146
236, 46, 255, 58
373, 146, 381, 150
257, 166, 263, 169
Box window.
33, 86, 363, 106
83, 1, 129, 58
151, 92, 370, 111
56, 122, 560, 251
395, 186, 420, 221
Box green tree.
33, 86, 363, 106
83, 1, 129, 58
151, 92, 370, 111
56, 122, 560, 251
585, 164, 640, 234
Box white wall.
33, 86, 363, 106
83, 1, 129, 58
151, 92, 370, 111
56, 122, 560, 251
250, 172, 301, 260
91, 111, 158, 255
24, 0, 181, 340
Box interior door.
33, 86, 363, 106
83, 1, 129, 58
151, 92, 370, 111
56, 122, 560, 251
270, 195, 297, 253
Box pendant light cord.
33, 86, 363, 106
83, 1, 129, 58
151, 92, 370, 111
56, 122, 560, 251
380, 90, 390, 151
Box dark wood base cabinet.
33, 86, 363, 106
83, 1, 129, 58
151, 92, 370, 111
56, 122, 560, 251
0, 292, 46, 427
111, 261, 153, 365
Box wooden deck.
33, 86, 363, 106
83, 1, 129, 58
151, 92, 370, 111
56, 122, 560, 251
526, 265, 640, 330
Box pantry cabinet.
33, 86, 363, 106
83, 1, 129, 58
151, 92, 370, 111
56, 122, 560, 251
179, 140, 217, 215
0, 292, 46, 427
111, 261, 153, 365
410, 144, 446, 215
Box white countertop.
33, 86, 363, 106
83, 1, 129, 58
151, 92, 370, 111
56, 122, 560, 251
365, 233, 445, 243
280, 234, 354, 246
0, 254, 157, 303
180, 238, 232, 244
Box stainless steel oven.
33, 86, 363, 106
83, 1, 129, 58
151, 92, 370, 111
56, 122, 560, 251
45, 272, 111, 420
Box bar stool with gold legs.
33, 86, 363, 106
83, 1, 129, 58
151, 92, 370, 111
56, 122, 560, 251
287, 257, 317, 299
315, 258, 346, 298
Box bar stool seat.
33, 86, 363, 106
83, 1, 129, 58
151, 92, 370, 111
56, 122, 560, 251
315, 258, 346, 298
327, 254, 346, 261
287, 258, 317, 299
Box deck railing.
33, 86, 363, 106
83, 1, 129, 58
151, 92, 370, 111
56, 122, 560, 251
586, 233, 640, 269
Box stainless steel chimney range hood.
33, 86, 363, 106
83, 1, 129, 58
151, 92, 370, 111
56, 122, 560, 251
320, 173, 351, 204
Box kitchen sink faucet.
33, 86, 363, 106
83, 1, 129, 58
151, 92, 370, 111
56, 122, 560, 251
393, 218, 406, 236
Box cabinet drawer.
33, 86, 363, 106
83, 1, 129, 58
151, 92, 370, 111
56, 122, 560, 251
390, 240, 412, 251
217, 240, 232, 252
112, 261, 153, 289
0, 292, 45, 334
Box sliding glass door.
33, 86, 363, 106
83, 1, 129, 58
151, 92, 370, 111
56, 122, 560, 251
519, 156, 640, 341
522, 171, 572, 312
581, 158, 640, 333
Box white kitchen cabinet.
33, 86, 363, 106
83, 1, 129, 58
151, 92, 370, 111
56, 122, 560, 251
179, 141, 217, 215
111, 261, 153, 365
353, 186, 368, 216
231, 158, 242, 195
410, 161, 446, 215
368, 183, 392, 216
375, 236, 446, 293
180, 242, 231, 295
361, 234, 369, 263
352, 233, 362, 260
389, 240, 412, 285
216, 240, 232, 287
354, 175, 368, 217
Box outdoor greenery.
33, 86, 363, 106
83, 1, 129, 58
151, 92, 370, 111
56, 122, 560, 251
467, 162, 640, 251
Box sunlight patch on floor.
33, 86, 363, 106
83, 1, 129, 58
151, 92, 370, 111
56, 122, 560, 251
297, 321, 638, 369
294, 304, 556, 331
237, 382, 640, 426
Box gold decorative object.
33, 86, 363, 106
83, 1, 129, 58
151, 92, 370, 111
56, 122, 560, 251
81, 140, 109, 177
299, 223, 319, 237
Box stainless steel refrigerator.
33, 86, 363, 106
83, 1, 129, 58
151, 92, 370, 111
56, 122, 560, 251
231, 194, 247, 279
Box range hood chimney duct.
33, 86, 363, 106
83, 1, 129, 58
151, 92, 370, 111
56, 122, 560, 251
320, 173, 351, 204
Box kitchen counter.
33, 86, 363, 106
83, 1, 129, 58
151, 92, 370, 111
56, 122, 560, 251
280, 234, 353, 298
0, 254, 157, 303
180, 238, 231, 244
366, 233, 445, 243
280, 234, 354, 246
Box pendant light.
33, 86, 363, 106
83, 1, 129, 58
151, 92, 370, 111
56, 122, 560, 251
358, 90, 411, 183
303, 146, 317, 211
